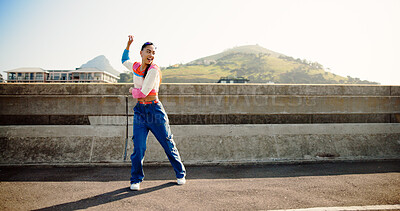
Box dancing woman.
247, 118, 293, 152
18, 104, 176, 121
122, 35, 186, 191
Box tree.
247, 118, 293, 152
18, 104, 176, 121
118, 72, 133, 83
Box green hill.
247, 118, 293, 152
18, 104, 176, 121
120, 45, 378, 84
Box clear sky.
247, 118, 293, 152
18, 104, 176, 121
0, 0, 399, 84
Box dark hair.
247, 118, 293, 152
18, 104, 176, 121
141, 42, 155, 78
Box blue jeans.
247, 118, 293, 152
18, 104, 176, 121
130, 100, 186, 184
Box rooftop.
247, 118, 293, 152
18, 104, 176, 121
5, 67, 48, 73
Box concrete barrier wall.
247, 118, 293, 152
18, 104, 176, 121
1, 124, 399, 165
0, 83, 399, 165
1, 84, 399, 124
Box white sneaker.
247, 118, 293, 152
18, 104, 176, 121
130, 183, 140, 191
177, 178, 186, 185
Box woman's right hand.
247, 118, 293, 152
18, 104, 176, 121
127, 35, 134, 49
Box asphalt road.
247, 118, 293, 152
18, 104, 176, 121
0, 161, 399, 210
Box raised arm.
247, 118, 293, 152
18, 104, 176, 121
122, 35, 134, 70
126, 35, 133, 51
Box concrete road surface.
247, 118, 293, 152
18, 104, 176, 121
0, 161, 399, 210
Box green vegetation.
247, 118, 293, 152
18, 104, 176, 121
120, 45, 378, 84
118, 72, 133, 83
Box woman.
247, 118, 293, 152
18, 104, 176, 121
122, 35, 186, 191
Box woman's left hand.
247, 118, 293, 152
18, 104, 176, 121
129, 87, 133, 94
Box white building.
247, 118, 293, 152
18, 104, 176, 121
5, 67, 119, 83
5, 68, 48, 83
217, 77, 249, 84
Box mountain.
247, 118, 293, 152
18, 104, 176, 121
189, 45, 284, 65
80, 55, 121, 77
161, 45, 378, 84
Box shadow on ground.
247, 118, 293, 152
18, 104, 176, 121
32, 182, 176, 211
1, 161, 399, 182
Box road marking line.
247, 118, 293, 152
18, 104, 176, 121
269, 204, 400, 211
